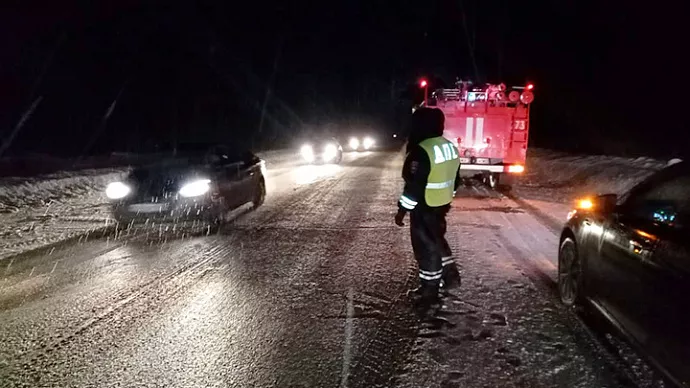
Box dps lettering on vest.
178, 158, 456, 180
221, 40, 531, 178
418, 137, 460, 207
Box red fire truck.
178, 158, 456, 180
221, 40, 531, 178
420, 80, 534, 190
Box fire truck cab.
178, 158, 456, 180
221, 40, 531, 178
420, 80, 534, 190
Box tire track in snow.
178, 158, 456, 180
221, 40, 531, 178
480, 198, 649, 388
8, 240, 232, 379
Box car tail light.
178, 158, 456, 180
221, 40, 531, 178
507, 164, 525, 174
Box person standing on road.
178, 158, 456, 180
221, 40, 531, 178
395, 107, 462, 309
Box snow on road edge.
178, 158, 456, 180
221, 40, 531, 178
0, 149, 672, 261
511, 148, 667, 223
0, 150, 295, 261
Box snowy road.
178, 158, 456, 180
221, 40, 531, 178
0, 151, 660, 387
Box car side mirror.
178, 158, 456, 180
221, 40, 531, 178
595, 193, 618, 215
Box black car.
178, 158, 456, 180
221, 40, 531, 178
558, 160, 690, 387
106, 144, 266, 224
299, 137, 343, 164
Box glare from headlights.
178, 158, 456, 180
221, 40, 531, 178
323, 143, 338, 162
363, 137, 374, 150
260, 160, 267, 176
179, 179, 211, 198
349, 137, 360, 150
567, 209, 577, 221
106, 181, 131, 199
300, 144, 315, 162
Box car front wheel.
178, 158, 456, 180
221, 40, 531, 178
558, 236, 585, 306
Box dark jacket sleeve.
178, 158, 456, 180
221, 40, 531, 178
398, 145, 430, 212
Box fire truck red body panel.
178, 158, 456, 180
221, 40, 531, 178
426, 84, 533, 177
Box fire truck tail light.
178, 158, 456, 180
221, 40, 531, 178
485, 137, 491, 144
507, 164, 525, 174
456, 137, 462, 145
527, 83, 534, 90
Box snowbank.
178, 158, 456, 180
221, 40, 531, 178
522, 148, 666, 198
0, 148, 675, 261
0, 169, 129, 213
0, 150, 293, 261
510, 149, 668, 223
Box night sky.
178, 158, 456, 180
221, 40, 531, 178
1, 1, 687, 158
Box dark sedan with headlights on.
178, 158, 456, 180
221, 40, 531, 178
299, 137, 343, 165
558, 160, 690, 387
106, 144, 266, 225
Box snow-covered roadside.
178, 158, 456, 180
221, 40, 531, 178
512, 148, 668, 224
0, 169, 129, 260
0, 148, 674, 262
394, 150, 674, 388
394, 195, 662, 388
0, 150, 294, 261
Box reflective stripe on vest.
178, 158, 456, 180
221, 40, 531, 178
426, 180, 454, 189
418, 137, 460, 207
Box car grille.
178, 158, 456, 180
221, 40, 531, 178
131, 178, 179, 202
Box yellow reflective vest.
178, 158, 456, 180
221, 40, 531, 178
418, 136, 460, 207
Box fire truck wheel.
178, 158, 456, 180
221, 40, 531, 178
487, 173, 499, 189
486, 173, 513, 192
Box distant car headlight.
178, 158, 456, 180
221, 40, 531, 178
301, 144, 315, 162
106, 181, 131, 199
323, 143, 338, 162
179, 179, 211, 198
363, 137, 374, 150
349, 137, 360, 150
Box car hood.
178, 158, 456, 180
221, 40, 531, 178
125, 160, 211, 199
306, 139, 340, 148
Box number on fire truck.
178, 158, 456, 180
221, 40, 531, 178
513, 120, 526, 130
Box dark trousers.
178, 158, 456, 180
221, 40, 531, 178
410, 205, 455, 289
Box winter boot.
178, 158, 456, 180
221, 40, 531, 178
407, 285, 445, 299
406, 286, 424, 297
411, 285, 442, 311
441, 264, 462, 291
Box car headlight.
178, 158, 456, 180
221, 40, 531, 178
363, 137, 374, 150
179, 179, 211, 198
323, 143, 338, 162
106, 181, 131, 199
300, 144, 315, 162
349, 138, 360, 150
259, 160, 267, 176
